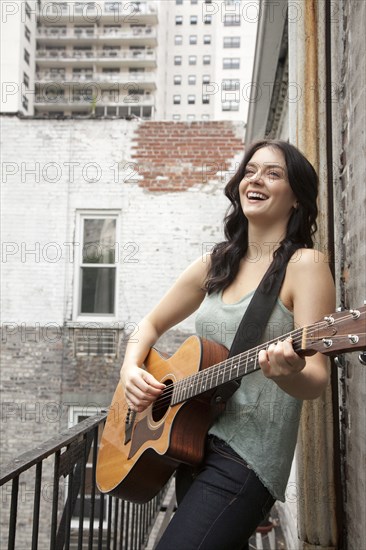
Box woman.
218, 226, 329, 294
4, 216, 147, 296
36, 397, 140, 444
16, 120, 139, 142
120, 140, 335, 549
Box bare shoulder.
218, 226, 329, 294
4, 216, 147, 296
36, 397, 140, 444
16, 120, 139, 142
288, 248, 332, 277
178, 252, 212, 290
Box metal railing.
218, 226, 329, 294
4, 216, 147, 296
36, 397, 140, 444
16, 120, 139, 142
0, 413, 168, 549
37, 28, 157, 40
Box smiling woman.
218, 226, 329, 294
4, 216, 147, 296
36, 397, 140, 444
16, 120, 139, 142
119, 139, 335, 550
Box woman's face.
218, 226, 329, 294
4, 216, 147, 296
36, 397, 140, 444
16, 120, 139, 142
239, 146, 297, 227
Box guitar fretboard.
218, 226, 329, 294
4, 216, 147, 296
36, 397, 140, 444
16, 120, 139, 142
171, 328, 304, 405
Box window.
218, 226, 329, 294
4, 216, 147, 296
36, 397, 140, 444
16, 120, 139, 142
75, 214, 119, 319
25, 26, 31, 41
188, 95, 195, 104
188, 75, 196, 85
223, 58, 240, 69
223, 14, 241, 26
190, 15, 197, 24
189, 35, 197, 44
176, 0, 183, 4
202, 95, 210, 104
174, 56, 182, 65
175, 35, 183, 45
202, 114, 210, 120
174, 75, 182, 85
191, 0, 198, 4
23, 72, 29, 88
204, 15, 212, 24
173, 95, 181, 104
175, 15, 183, 25
223, 36, 240, 48
203, 35, 211, 44
22, 95, 29, 111
202, 75, 210, 84
203, 55, 211, 65
222, 101, 239, 111
25, 2, 31, 19
187, 114, 196, 121
222, 79, 240, 90
189, 55, 197, 65
24, 49, 30, 64
173, 114, 181, 120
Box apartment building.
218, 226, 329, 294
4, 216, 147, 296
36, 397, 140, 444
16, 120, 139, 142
159, 0, 257, 121
1, 0, 257, 120
35, 0, 158, 118
1, 0, 38, 115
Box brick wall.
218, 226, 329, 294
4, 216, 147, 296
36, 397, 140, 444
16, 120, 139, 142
1, 117, 245, 546
339, 1, 366, 547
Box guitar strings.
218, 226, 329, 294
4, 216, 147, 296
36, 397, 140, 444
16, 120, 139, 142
149, 313, 365, 413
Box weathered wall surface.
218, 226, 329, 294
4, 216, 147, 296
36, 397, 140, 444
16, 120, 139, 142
337, 1, 366, 547
0, 117, 245, 547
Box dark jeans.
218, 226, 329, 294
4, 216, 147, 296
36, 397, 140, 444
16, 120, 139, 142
155, 436, 275, 550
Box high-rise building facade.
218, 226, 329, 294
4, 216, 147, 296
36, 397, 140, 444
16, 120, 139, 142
1, 0, 257, 121
1, 0, 38, 115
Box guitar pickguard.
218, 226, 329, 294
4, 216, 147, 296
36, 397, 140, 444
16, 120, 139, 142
128, 416, 164, 459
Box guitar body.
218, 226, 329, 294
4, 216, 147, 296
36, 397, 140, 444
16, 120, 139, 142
96, 335, 228, 503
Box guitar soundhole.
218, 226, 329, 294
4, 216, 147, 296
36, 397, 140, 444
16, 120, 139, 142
152, 379, 173, 422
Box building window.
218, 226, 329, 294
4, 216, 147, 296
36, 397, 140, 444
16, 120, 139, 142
25, 2, 31, 19
188, 75, 196, 85
24, 49, 30, 65
222, 101, 240, 111
173, 95, 181, 104
203, 55, 211, 65
223, 14, 241, 26
174, 75, 182, 85
188, 95, 195, 104
173, 114, 181, 120
187, 114, 196, 121
25, 25, 31, 41
202, 74, 210, 84
203, 35, 211, 44
176, 0, 183, 4
189, 55, 197, 65
175, 35, 183, 45
189, 35, 197, 44
202, 95, 210, 104
223, 58, 240, 69
75, 214, 118, 318
175, 15, 183, 25
174, 56, 182, 65
22, 95, 29, 111
222, 79, 240, 91
202, 114, 210, 120
223, 36, 241, 48
23, 72, 29, 88
190, 15, 198, 24
204, 14, 212, 24
191, 0, 198, 4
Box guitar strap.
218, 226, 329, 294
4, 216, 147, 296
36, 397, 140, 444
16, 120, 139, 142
211, 259, 289, 405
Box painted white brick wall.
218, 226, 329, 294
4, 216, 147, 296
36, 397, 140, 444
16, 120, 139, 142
1, 118, 242, 333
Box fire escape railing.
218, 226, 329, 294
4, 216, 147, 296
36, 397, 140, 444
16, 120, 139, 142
0, 413, 169, 549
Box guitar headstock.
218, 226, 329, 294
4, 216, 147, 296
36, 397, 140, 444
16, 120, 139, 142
301, 305, 366, 356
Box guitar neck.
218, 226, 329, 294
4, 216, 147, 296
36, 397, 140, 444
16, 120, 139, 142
171, 327, 304, 405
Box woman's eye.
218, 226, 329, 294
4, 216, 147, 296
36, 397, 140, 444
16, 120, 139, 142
244, 169, 254, 176
269, 171, 280, 178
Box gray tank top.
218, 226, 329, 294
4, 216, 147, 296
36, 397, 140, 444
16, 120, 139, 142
195, 289, 302, 502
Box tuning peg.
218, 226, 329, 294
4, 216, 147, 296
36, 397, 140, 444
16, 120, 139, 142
359, 352, 366, 366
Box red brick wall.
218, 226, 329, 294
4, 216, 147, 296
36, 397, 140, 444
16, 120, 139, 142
131, 121, 244, 191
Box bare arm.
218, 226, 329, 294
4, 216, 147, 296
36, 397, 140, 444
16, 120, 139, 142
259, 249, 336, 399
120, 255, 210, 411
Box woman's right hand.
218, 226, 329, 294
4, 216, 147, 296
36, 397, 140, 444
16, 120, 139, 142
120, 364, 165, 413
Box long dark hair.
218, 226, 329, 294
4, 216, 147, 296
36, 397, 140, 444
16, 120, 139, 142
204, 139, 319, 294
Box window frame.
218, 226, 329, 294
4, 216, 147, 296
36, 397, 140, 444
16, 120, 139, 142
73, 210, 120, 323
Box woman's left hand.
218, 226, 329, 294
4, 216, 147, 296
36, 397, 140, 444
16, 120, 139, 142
258, 337, 306, 380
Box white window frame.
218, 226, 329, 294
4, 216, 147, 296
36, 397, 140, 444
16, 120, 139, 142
73, 210, 120, 323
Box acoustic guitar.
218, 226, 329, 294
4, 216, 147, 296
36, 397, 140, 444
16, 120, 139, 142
96, 305, 365, 503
